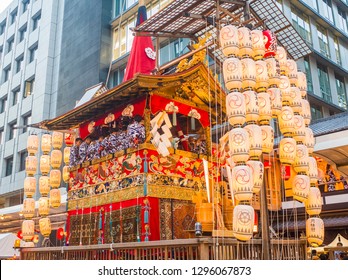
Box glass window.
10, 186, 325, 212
337, 8, 348, 34
110, 65, 126, 87
335, 74, 347, 109
5, 156, 13, 176
22, 0, 30, 14
22, 114, 31, 134
29, 45, 38, 63
12, 88, 20, 106
317, 63, 331, 102
291, 6, 312, 45
334, 37, 341, 66
0, 21, 6, 35
7, 37, 14, 53
19, 151, 28, 171
317, 24, 330, 58
19, 25, 27, 42
322, 0, 333, 22
3, 67, 11, 83
10, 9, 17, 25
32, 13, 41, 31
311, 104, 323, 120
24, 78, 34, 97
16, 56, 24, 73
304, 57, 313, 92
0, 97, 7, 113
0, 129, 3, 144
8, 122, 17, 140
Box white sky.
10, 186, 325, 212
0, 0, 13, 14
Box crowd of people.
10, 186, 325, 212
69, 115, 145, 166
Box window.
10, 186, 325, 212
10, 9, 17, 25
29, 45, 38, 63
32, 13, 41, 31
0, 21, 6, 35
19, 25, 27, 42
304, 57, 313, 92
8, 122, 17, 140
0, 97, 7, 113
22, 0, 30, 14
3, 67, 11, 83
111, 65, 126, 87
317, 24, 330, 58
334, 37, 341, 66
112, 17, 135, 60
311, 104, 323, 121
12, 88, 20, 106
0, 129, 3, 144
15, 56, 24, 73
113, 0, 137, 18
7, 37, 14, 53
317, 63, 331, 102
310, 0, 318, 11
337, 8, 348, 34
24, 78, 34, 97
22, 114, 31, 133
335, 74, 347, 109
5, 157, 14, 176
291, 7, 312, 45
322, 0, 333, 22
19, 151, 28, 171
0, 45, 3, 64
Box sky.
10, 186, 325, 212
0, 0, 12, 14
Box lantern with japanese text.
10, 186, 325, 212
24, 177, 36, 198
276, 46, 287, 74
308, 157, 318, 184
40, 155, 50, 175
246, 160, 264, 193
39, 176, 50, 196
306, 187, 322, 216
306, 217, 324, 247
52, 131, 63, 150
49, 169, 61, 189
233, 204, 255, 241
244, 124, 262, 160
238, 27, 252, 58
292, 174, 310, 202
261, 125, 274, 154
38, 197, 50, 217
39, 217, 52, 237
268, 87, 282, 117
251, 29, 265, 60
22, 220, 35, 242
220, 25, 239, 57
241, 58, 256, 89
223, 58, 242, 91
258, 92, 272, 124
50, 149, 62, 169
279, 137, 296, 165
27, 134, 39, 155
50, 188, 61, 208
232, 165, 253, 201
229, 127, 250, 163
294, 144, 309, 174
226, 92, 246, 126
255, 60, 269, 91
278, 106, 295, 136
64, 147, 71, 165
243, 90, 259, 123
22, 198, 35, 219
41, 134, 52, 154
25, 156, 37, 177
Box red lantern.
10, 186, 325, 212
263, 30, 277, 58
57, 227, 65, 240
64, 133, 74, 147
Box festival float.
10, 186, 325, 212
19, 0, 325, 260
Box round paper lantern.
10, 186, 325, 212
25, 156, 37, 177
276, 46, 287, 74
50, 188, 61, 208
40, 155, 50, 175
278, 106, 295, 136
27, 134, 39, 155
232, 165, 253, 201
306, 187, 322, 216
63, 166, 70, 183
64, 147, 71, 165
38, 197, 49, 217
64, 133, 74, 147
49, 169, 61, 188
297, 71, 307, 98
279, 75, 291, 104
243, 90, 259, 123
50, 149, 62, 169
286, 59, 298, 85
229, 127, 250, 163
263, 30, 277, 58
267, 87, 282, 117
306, 217, 324, 247
251, 29, 265, 60
279, 137, 296, 165
41, 134, 52, 154
39, 176, 50, 196
39, 217, 52, 237
233, 204, 254, 241
24, 177, 36, 198
244, 124, 262, 159
238, 27, 252, 58
22, 220, 35, 242
23, 198, 35, 219
246, 160, 264, 193
258, 92, 272, 124
294, 144, 309, 174
293, 115, 306, 144
241, 57, 256, 89
289, 86, 302, 114
300, 99, 311, 126
52, 131, 63, 150
265, 57, 280, 87
255, 60, 268, 91
261, 125, 274, 154
223, 57, 242, 91
293, 174, 310, 202
220, 25, 239, 57
226, 92, 246, 126
304, 127, 315, 154
308, 157, 318, 184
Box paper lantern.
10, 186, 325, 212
263, 30, 277, 58
220, 25, 239, 57
308, 157, 318, 184
25, 156, 37, 177
243, 90, 259, 123
27, 135, 39, 155
50, 189, 61, 208
39, 176, 50, 196
306, 217, 324, 247
300, 99, 311, 126
241, 57, 256, 89
238, 27, 252, 58
265, 57, 280, 87
229, 127, 250, 163
246, 160, 264, 193
289, 86, 302, 114
278, 106, 295, 136
244, 124, 262, 160
23, 198, 35, 219
293, 115, 306, 144
267, 87, 282, 117
286, 59, 298, 85
64, 133, 74, 147
49, 169, 61, 188
255, 60, 268, 91
251, 29, 265, 60
50, 149, 62, 169
306, 187, 322, 216
226, 92, 246, 126
39, 217, 52, 237
293, 174, 310, 202
258, 92, 272, 124
52, 131, 63, 150
297, 71, 307, 98
279, 75, 291, 104
22, 220, 35, 242
40, 155, 50, 175
63, 166, 70, 183
294, 144, 309, 174
64, 147, 71, 165
233, 204, 254, 241
41, 134, 52, 154
223, 57, 242, 90
24, 177, 36, 198
279, 137, 296, 165
38, 197, 50, 217
276, 46, 287, 74
304, 127, 315, 154
261, 125, 274, 154
232, 165, 253, 201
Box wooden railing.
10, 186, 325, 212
21, 238, 307, 260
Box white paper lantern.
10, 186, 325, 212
278, 106, 295, 136
25, 156, 37, 177
238, 27, 252, 58
276, 46, 287, 74
232, 165, 253, 201
279, 137, 296, 165
41, 134, 52, 155
251, 29, 265, 60
294, 144, 309, 174
38, 197, 50, 217
297, 71, 307, 97
223, 57, 242, 90
233, 204, 254, 241
243, 90, 259, 123
241, 58, 256, 89
293, 115, 306, 144
24, 177, 36, 198
306, 187, 322, 216
39, 176, 50, 196
246, 160, 264, 193
255, 60, 269, 91
226, 92, 246, 126
27, 135, 39, 155
49, 169, 61, 189
64, 147, 71, 165
308, 157, 318, 184
306, 217, 324, 247
22, 220, 35, 242
23, 198, 35, 219
229, 127, 250, 163
258, 92, 272, 124
40, 155, 51, 175
50, 149, 62, 169
39, 217, 52, 237
244, 124, 262, 159
293, 174, 310, 202
279, 75, 291, 104
267, 87, 282, 117
220, 25, 239, 57
286, 59, 298, 85
300, 99, 311, 126
289, 86, 302, 114
63, 166, 70, 183
261, 125, 274, 154
265, 57, 280, 87
304, 127, 315, 155
52, 131, 63, 150
50, 188, 61, 208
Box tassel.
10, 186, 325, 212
191, 116, 195, 131
172, 111, 177, 126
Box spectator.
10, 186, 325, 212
79, 136, 92, 163
69, 138, 83, 166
